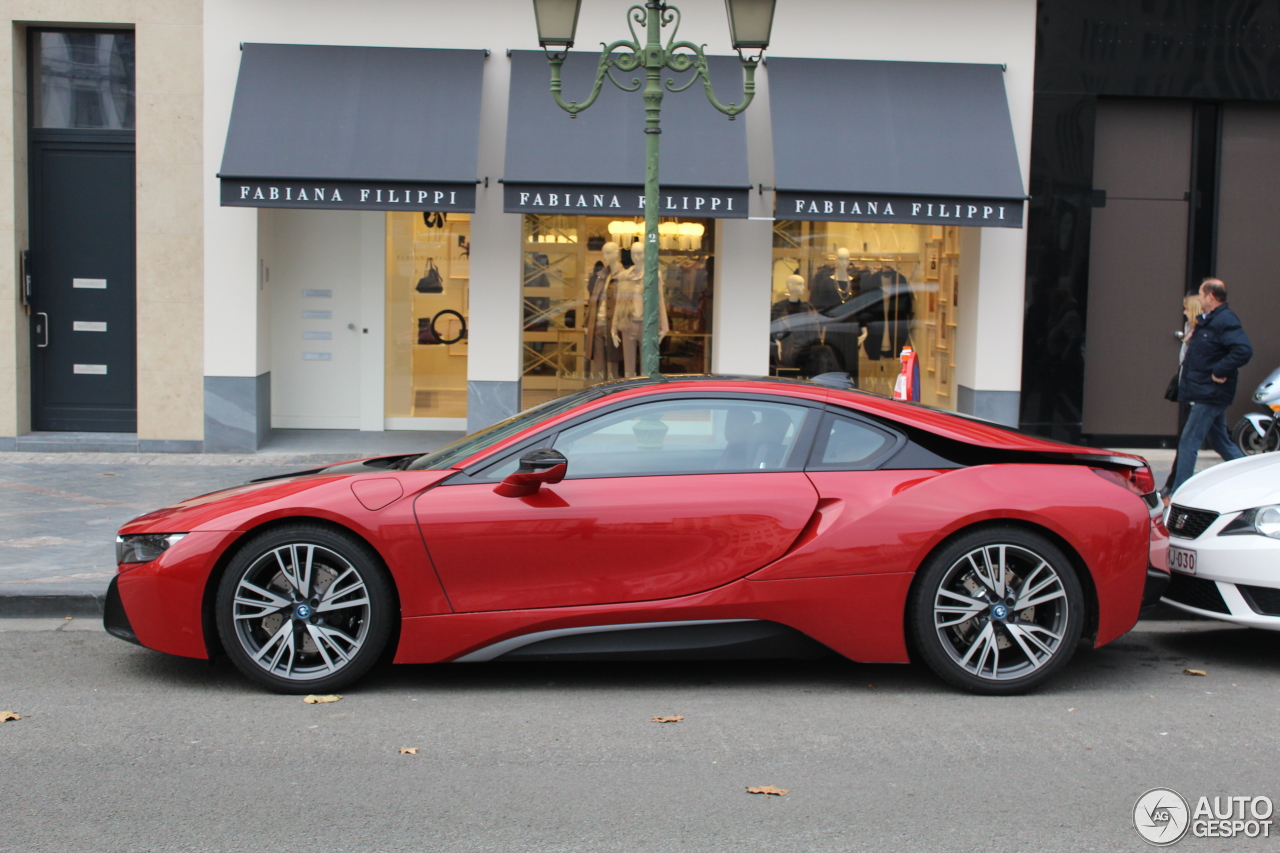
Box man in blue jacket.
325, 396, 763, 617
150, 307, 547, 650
1170, 278, 1254, 496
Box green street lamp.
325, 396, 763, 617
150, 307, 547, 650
533, 0, 776, 377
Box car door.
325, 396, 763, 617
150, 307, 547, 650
414, 395, 821, 612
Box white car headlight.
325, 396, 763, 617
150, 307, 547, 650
1219, 505, 1280, 540
116, 533, 187, 564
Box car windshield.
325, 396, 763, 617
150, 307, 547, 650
407, 389, 603, 470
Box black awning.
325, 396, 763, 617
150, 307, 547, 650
503, 50, 750, 218
218, 44, 485, 212
767, 58, 1026, 228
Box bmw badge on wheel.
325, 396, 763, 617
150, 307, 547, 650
1134, 788, 1190, 846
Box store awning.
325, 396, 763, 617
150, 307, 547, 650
767, 58, 1026, 227
503, 50, 750, 218
218, 44, 485, 212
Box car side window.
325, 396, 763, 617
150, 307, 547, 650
550, 398, 811, 479
808, 413, 897, 470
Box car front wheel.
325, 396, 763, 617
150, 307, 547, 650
215, 523, 394, 693
910, 527, 1085, 695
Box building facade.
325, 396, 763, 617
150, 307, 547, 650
1, 0, 1037, 452
1021, 0, 1280, 446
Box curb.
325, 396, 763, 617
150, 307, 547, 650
0, 587, 106, 618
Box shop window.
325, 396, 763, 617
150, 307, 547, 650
521, 215, 715, 410
32, 31, 135, 130
385, 211, 469, 421
770, 221, 961, 410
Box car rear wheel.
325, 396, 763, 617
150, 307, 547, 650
910, 527, 1084, 695
215, 523, 394, 693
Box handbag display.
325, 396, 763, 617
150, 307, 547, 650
416, 310, 467, 346
415, 259, 443, 294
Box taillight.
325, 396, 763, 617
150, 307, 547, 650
1131, 465, 1156, 495
1092, 465, 1156, 497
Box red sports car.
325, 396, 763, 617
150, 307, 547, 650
107, 376, 1169, 695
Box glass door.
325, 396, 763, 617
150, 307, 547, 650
385, 211, 469, 425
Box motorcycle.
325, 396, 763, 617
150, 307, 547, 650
1231, 364, 1280, 454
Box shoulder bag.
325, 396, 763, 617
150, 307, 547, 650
416, 259, 443, 294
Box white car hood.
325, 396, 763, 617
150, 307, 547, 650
1173, 453, 1280, 512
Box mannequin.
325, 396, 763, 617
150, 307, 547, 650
612, 239, 669, 378
833, 247, 853, 301
584, 241, 623, 379
810, 246, 859, 310
770, 274, 819, 373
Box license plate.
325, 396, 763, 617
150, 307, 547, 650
1169, 545, 1196, 575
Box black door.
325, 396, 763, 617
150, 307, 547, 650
29, 135, 136, 431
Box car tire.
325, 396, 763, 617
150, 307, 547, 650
215, 523, 395, 694
909, 526, 1085, 695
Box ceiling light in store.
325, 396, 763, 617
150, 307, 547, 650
678, 221, 705, 249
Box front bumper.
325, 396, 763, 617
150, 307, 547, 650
103, 575, 141, 645
1163, 571, 1280, 629
1161, 509, 1280, 628
106, 530, 242, 659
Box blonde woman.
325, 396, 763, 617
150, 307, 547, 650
1161, 293, 1202, 502
1177, 293, 1201, 358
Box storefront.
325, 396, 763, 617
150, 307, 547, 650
190, 1, 1035, 452
1022, 0, 1280, 446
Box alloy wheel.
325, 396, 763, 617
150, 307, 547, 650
931, 543, 1071, 682
216, 524, 392, 692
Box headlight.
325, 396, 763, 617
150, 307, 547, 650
116, 533, 187, 564
1219, 506, 1280, 540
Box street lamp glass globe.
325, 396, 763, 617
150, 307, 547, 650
724, 0, 777, 50
533, 0, 582, 48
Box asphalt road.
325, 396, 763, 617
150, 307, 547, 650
2, 618, 1278, 853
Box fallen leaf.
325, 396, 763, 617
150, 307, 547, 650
303, 694, 342, 704
747, 786, 790, 796
1068, 708, 1075, 712
64, 616, 73, 621
1, 711, 28, 722
1183, 669, 1207, 677
651, 715, 684, 723
399, 747, 418, 755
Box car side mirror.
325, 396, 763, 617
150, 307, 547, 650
494, 448, 568, 498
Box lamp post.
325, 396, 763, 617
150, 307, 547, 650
533, 0, 776, 377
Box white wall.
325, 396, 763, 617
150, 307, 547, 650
205, 0, 1036, 399
204, 0, 546, 385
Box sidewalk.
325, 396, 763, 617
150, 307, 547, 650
0, 429, 462, 616
0, 441, 1220, 617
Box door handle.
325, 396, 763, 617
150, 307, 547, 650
35, 312, 49, 348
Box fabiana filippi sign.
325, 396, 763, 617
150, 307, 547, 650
503, 184, 750, 218
220, 179, 477, 212
776, 191, 1024, 228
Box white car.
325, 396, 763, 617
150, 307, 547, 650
1162, 452, 1280, 627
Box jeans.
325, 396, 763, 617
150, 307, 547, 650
1171, 401, 1243, 494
